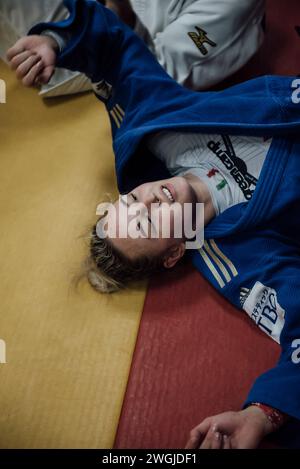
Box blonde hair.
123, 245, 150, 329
84, 223, 167, 293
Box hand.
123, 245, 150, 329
185, 406, 274, 449
6, 35, 58, 87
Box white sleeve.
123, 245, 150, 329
41, 29, 67, 53
131, 0, 265, 90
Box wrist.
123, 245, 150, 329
242, 405, 274, 436
40, 31, 61, 53
243, 403, 288, 436
250, 403, 288, 432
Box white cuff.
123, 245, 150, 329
41, 29, 66, 53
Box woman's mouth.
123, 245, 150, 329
161, 184, 175, 203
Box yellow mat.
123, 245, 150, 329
0, 60, 146, 448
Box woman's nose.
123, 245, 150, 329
141, 193, 155, 210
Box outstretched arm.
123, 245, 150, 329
5, 0, 180, 111
6, 0, 300, 139
20, 0, 165, 89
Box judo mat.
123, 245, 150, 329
1, 0, 300, 450
0, 60, 146, 448
114, 0, 300, 449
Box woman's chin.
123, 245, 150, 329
170, 176, 192, 203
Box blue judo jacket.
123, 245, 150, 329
29, 0, 300, 421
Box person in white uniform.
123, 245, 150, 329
105, 0, 265, 90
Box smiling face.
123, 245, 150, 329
100, 175, 199, 268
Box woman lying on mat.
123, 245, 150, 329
7, 0, 300, 450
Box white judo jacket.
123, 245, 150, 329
131, 0, 265, 89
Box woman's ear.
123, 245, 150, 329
163, 242, 186, 269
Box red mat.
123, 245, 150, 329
114, 0, 300, 449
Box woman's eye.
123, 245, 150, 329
131, 193, 137, 201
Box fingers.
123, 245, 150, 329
185, 419, 211, 449
200, 428, 232, 449
210, 429, 223, 450
15, 54, 41, 79
222, 434, 231, 449
7, 46, 45, 87
9, 52, 53, 87
22, 60, 47, 87
186, 423, 232, 449
185, 431, 204, 449
9, 50, 32, 70
6, 40, 27, 62
186, 411, 241, 449
200, 425, 223, 449
35, 65, 54, 85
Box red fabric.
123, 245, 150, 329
114, 0, 300, 449
114, 264, 280, 448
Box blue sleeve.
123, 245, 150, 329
25, 0, 300, 130
27, 0, 171, 90
241, 254, 300, 420
27, 0, 125, 81
26, 0, 300, 138
244, 320, 300, 421
244, 353, 300, 420
197, 201, 300, 421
